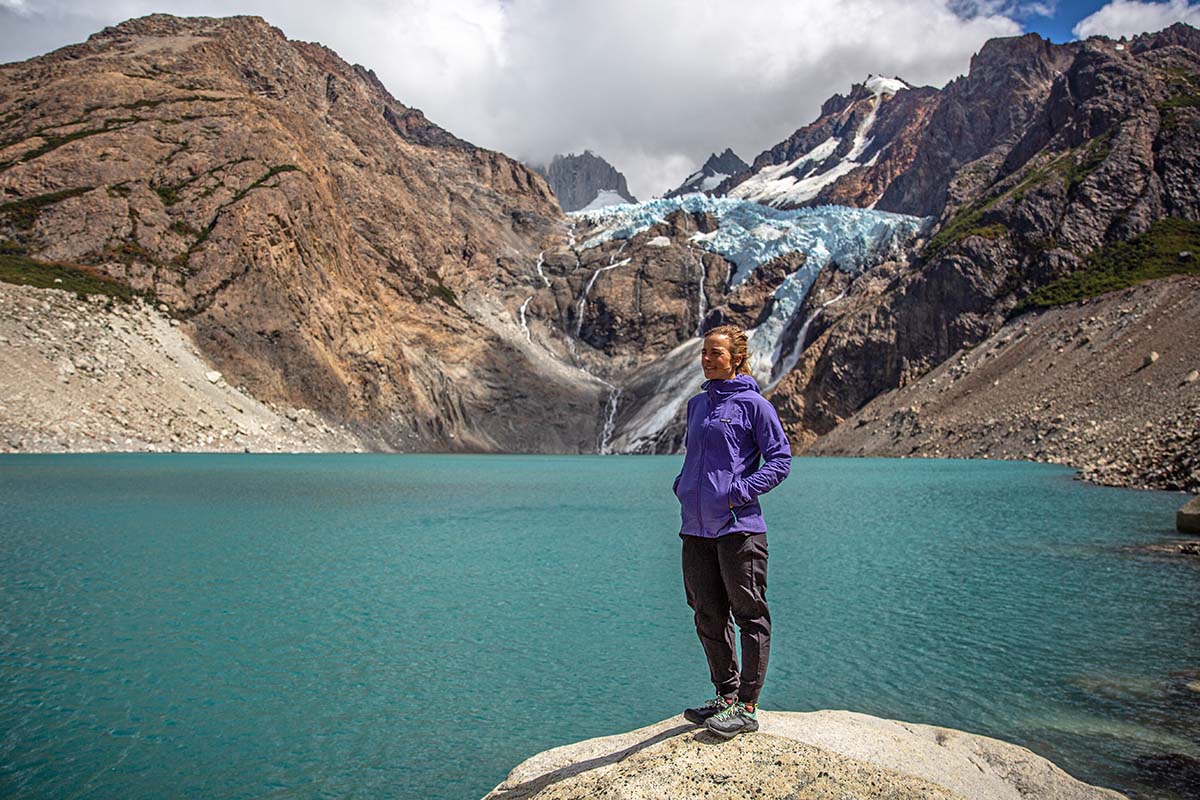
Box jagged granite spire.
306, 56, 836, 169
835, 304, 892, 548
531, 151, 637, 212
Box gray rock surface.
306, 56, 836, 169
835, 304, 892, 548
1179, 495, 1200, 533
532, 151, 637, 211
484, 712, 1126, 800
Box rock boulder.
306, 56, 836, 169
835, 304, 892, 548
484, 712, 1125, 800
1178, 495, 1200, 534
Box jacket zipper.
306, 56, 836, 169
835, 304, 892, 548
696, 398, 709, 533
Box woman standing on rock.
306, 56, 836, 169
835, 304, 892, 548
673, 324, 792, 739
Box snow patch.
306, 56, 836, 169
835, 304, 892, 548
729, 134, 856, 207
580, 189, 633, 212
865, 74, 908, 96
699, 171, 729, 191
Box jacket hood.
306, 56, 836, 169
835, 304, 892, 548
702, 373, 760, 399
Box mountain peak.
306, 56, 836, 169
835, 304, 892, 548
532, 151, 636, 212
665, 148, 749, 198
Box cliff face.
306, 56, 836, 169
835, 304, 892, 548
533, 151, 637, 211
767, 26, 1200, 459
0, 14, 606, 452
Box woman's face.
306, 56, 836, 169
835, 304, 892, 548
701, 334, 737, 380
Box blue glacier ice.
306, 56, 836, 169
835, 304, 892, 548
571, 195, 929, 380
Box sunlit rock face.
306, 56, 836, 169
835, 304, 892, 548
0, 13, 605, 453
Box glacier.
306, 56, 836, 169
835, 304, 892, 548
570, 194, 927, 382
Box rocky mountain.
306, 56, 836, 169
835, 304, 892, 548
767, 25, 1200, 463
0, 14, 606, 452
531, 151, 637, 211
811, 275, 1200, 493
720, 76, 939, 210
665, 147, 748, 197
2, 16, 1198, 492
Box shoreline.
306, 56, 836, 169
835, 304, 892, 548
3, 279, 1196, 500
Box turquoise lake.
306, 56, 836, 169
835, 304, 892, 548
1, 454, 1197, 799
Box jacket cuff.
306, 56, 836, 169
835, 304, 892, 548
729, 479, 750, 506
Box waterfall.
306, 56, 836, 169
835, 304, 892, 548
766, 290, 846, 392
535, 251, 550, 288
518, 296, 533, 343
598, 385, 623, 454
574, 242, 629, 338
695, 248, 708, 336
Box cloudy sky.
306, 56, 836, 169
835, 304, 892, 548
2, 0, 1198, 198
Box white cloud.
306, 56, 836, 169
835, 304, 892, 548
1073, 0, 1200, 38
0, 0, 1024, 198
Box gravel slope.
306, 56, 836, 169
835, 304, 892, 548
812, 276, 1200, 493
0, 282, 363, 453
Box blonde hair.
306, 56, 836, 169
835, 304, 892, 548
703, 324, 752, 375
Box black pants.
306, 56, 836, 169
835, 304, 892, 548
681, 532, 770, 705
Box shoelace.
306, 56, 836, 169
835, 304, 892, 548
711, 701, 745, 721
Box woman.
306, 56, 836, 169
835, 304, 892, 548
672, 324, 791, 739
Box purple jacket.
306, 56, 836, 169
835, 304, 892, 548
672, 374, 792, 538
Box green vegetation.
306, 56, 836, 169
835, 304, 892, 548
925, 133, 1115, 260
430, 282, 460, 308
101, 239, 159, 267
154, 185, 181, 207
18, 124, 123, 164
117, 95, 224, 111
1015, 217, 1200, 313
923, 199, 1008, 259
0, 117, 139, 172
227, 164, 300, 205
413, 265, 461, 309
0, 249, 137, 301
174, 163, 301, 269
0, 186, 94, 230
170, 220, 200, 238
1157, 66, 1200, 126
0, 237, 27, 255
1159, 93, 1200, 110
1062, 131, 1114, 193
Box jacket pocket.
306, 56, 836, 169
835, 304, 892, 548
700, 470, 734, 530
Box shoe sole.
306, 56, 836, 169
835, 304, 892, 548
705, 722, 759, 740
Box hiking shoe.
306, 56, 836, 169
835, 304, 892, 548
683, 695, 734, 725
705, 701, 759, 739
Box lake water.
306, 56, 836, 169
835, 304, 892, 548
1, 454, 1196, 799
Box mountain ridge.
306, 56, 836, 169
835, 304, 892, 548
1, 15, 1198, 492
